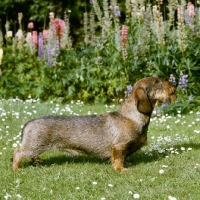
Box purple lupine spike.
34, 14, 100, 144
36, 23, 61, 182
46, 44, 54, 67
124, 85, 133, 96
114, 6, 121, 17
38, 32, 44, 60
179, 71, 188, 91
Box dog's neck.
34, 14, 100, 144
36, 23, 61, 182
117, 96, 152, 123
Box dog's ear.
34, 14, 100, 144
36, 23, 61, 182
135, 87, 152, 115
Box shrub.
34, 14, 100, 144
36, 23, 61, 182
0, 0, 200, 105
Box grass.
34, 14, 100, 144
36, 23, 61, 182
0, 98, 200, 200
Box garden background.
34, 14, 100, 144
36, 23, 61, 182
0, 0, 200, 110
0, 1, 200, 199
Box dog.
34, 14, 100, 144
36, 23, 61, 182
12, 77, 176, 172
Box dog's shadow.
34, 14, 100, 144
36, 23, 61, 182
23, 142, 200, 169
128, 142, 200, 164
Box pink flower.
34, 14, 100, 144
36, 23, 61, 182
121, 25, 128, 42
121, 25, 129, 48
28, 22, 34, 29
32, 31, 38, 46
51, 18, 65, 37
42, 29, 49, 39
187, 2, 195, 17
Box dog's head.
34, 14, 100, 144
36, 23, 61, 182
133, 77, 176, 115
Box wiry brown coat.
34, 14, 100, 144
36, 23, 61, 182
12, 77, 176, 172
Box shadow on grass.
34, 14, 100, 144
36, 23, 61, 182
174, 142, 200, 150
22, 142, 200, 169
22, 153, 109, 169
129, 142, 200, 165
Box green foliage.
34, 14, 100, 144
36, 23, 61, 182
0, 0, 200, 106
163, 88, 200, 115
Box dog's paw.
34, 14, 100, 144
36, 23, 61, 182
120, 167, 129, 172
113, 165, 129, 172
12, 167, 22, 171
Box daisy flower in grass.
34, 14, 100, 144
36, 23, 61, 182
168, 196, 177, 200
133, 193, 140, 199
159, 169, 164, 174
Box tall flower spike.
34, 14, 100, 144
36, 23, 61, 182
5, 21, 10, 32
51, 18, 65, 38
26, 32, 32, 44
187, 2, 195, 17
185, 2, 195, 29
121, 25, 128, 47
60, 10, 72, 50
46, 25, 58, 67
152, 5, 165, 46
176, 1, 187, 52
6, 31, 13, 38
83, 12, 89, 44
130, 0, 138, 20
16, 29, 23, 40
42, 30, 49, 40
0, 30, 3, 46
89, 9, 96, 46
167, 0, 178, 30
0, 48, 3, 65
92, 0, 102, 23
115, 24, 121, 51
38, 32, 44, 59
15, 29, 23, 49
102, 0, 112, 37
26, 32, 33, 53
18, 13, 23, 29
179, 71, 188, 91
114, 6, 121, 17
32, 31, 38, 46
121, 25, 129, 60
125, 0, 131, 18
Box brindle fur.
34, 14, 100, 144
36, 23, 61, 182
12, 77, 176, 172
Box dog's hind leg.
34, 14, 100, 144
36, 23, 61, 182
12, 148, 24, 170
111, 144, 128, 172
12, 147, 44, 170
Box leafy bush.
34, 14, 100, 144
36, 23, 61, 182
0, 0, 200, 106
163, 88, 200, 115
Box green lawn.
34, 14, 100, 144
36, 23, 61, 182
0, 99, 200, 200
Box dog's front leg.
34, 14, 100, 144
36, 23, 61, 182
111, 144, 128, 172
